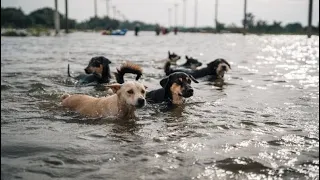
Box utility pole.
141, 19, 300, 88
65, 0, 68, 33
168, 8, 172, 28
54, 0, 60, 35
243, 0, 247, 35
194, 0, 198, 28
113, 6, 116, 19
307, 0, 313, 38
94, 0, 97, 18
215, 0, 218, 31
174, 3, 179, 27
183, 0, 186, 27
106, 0, 110, 17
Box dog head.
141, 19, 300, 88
168, 51, 181, 64
106, 81, 146, 108
160, 72, 198, 104
183, 55, 202, 70
207, 58, 231, 78
84, 56, 112, 74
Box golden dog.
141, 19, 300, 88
61, 81, 146, 119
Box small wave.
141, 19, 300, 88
1, 84, 14, 91
216, 157, 271, 174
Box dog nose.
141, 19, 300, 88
222, 66, 227, 70
187, 88, 194, 94
84, 68, 89, 74
137, 98, 145, 107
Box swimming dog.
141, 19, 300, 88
68, 56, 112, 86
167, 51, 181, 65
155, 51, 181, 65
179, 56, 202, 70
165, 58, 231, 80
61, 81, 146, 119
146, 72, 198, 105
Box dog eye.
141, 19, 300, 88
141, 90, 145, 94
187, 79, 191, 84
127, 90, 134, 94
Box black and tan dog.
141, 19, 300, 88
68, 56, 112, 86
146, 72, 198, 105
179, 55, 202, 70
155, 51, 181, 65
68, 56, 142, 86
165, 58, 231, 80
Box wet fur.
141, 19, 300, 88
178, 55, 202, 70
114, 62, 143, 84
165, 58, 231, 80
155, 51, 181, 64
146, 72, 198, 105
67, 56, 112, 86
61, 81, 146, 119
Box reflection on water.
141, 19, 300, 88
1, 32, 319, 179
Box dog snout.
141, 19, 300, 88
182, 88, 194, 98
222, 65, 227, 70
84, 68, 90, 74
136, 98, 146, 108
187, 89, 193, 96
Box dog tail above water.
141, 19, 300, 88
164, 61, 172, 75
114, 62, 143, 84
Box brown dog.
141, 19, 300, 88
61, 81, 146, 119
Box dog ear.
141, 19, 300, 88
185, 55, 189, 60
188, 74, 199, 83
135, 74, 142, 81
105, 83, 122, 93
102, 58, 109, 66
160, 77, 169, 88
168, 51, 171, 56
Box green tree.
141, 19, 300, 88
285, 22, 303, 33
1, 7, 32, 28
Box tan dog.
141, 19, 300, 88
61, 81, 146, 119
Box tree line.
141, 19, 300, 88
1, 7, 158, 31
1, 7, 319, 35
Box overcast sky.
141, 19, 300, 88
1, 0, 319, 27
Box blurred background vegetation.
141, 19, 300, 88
1, 7, 319, 36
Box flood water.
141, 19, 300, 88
1, 31, 319, 180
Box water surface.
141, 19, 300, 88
1, 31, 319, 179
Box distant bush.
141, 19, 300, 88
1, 29, 28, 36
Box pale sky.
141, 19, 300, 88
1, 0, 319, 27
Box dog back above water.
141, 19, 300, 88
61, 81, 146, 119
